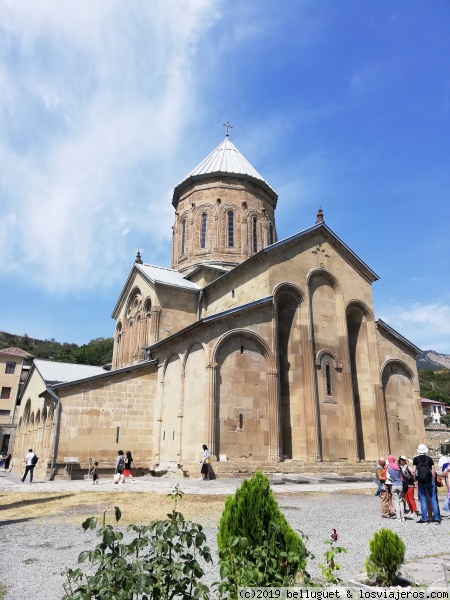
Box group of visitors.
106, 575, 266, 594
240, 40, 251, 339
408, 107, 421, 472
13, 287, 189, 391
375, 444, 450, 524
114, 450, 136, 484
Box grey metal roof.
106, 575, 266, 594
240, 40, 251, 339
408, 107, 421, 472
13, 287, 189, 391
34, 359, 106, 386
172, 136, 277, 207
136, 263, 200, 291
45, 360, 157, 393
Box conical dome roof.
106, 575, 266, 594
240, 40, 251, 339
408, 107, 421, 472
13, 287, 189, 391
172, 136, 277, 207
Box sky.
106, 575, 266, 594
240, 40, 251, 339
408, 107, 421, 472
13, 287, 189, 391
0, 1, 449, 353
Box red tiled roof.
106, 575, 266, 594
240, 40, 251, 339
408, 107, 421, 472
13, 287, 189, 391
0, 347, 34, 358
421, 397, 447, 406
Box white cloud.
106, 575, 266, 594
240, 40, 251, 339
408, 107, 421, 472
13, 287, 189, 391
379, 302, 450, 354
0, 0, 221, 293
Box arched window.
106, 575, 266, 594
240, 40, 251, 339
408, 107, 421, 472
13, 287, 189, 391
181, 219, 186, 256
201, 213, 207, 249
252, 217, 257, 252
325, 364, 332, 396
269, 223, 274, 245
238, 413, 244, 429
227, 211, 234, 247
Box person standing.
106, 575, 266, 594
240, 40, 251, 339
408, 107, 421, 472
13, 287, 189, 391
92, 462, 99, 485
4, 453, 12, 472
123, 451, 135, 484
199, 444, 210, 481
21, 449, 36, 484
387, 455, 405, 521
375, 457, 390, 518
412, 444, 440, 524
399, 455, 418, 516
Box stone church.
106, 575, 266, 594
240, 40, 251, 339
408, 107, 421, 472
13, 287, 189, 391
14, 132, 425, 478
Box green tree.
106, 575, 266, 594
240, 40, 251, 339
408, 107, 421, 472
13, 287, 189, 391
217, 471, 309, 589
365, 529, 405, 586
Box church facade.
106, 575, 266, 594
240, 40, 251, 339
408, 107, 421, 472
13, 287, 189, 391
14, 134, 425, 478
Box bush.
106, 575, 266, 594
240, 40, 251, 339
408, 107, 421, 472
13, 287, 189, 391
217, 471, 309, 590
440, 413, 450, 427
62, 487, 212, 599
365, 528, 405, 586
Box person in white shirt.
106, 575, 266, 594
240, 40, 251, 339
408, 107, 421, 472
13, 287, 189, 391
21, 449, 36, 483
439, 454, 449, 471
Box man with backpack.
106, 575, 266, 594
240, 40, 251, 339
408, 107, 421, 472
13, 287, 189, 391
114, 450, 125, 484
21, 448, 37, 484
412, 443, 440, 524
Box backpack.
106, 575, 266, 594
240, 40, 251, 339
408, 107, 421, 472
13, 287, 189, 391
31, 454, 38, 465
416, 455, 432, 484
117, 456, 125, 470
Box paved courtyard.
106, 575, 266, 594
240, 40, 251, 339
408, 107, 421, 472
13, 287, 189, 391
0, 470, 449, 599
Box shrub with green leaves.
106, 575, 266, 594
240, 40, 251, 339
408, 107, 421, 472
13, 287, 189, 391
365, 528, 405, 586
217, 471, 309, 589
62, 486, 213, 599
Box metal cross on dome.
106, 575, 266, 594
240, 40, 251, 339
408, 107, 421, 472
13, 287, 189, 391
223, 121, 233, 137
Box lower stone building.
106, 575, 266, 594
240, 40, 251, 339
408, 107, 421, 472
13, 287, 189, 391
14, 133, 425, 478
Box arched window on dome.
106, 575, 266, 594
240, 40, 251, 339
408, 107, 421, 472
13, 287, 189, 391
227, 210, 234, 247
201, 213, 207, 249
181, 219, 186, 256
252, 217, 258, 252
269, 223, 274, 245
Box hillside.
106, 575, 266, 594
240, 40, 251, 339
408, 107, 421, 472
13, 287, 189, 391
0, 331, 113, 367
417, 350, 450, 370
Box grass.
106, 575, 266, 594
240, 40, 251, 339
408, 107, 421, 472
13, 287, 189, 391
0, 491, 228, 526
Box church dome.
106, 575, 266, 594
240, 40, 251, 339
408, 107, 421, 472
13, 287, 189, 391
171, 132, 278, 275
172, 135, 277, 209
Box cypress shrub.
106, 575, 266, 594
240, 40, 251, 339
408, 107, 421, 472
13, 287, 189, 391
365, 528, 405, 586
217, 471, 308, 571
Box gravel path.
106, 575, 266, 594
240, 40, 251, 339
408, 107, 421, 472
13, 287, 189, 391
0, 491, 448, 599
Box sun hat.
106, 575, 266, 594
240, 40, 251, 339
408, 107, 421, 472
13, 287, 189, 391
399, 455, 408, 461
417, 444, 428, 454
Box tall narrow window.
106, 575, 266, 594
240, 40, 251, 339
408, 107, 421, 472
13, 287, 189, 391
201, 213, 207, 248
269, 224, 274, 245
181, 219, 186, 256
252, 217, 257, 252
227, 211, 234, 247
325, 364, 332, 396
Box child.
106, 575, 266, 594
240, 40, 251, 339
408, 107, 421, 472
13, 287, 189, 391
92, 461, 99, 485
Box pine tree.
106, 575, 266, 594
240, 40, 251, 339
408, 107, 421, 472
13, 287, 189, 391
217, 471, 308, 568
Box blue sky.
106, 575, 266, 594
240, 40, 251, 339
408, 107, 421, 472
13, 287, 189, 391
1, 1, 449, 353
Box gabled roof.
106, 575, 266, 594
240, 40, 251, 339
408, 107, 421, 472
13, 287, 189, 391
112, 262, 200, 319
172, 136, 277, 207
421, 397, 448, 406
0, 347, 34, 359
33, 359, 106, 386
203, 222, 379, 292
376, 319, 421, 355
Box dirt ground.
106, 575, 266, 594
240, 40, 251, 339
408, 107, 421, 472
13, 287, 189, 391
0, 491, 228, 526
